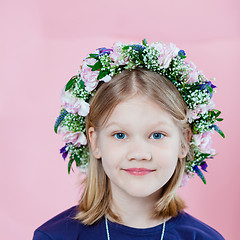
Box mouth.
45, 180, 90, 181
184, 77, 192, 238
123, 168, 155, 176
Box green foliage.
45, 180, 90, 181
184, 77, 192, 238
87, 61, 102, 71
98, 70, 109, 80
142, 38, 148, 46
65, 76, 77, 91
214, 125, 225, 138
68, 157, 74, 174
87, 53, 99, 59
54, 109, 68, 134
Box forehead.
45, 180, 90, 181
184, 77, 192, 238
102, 94, 177, 129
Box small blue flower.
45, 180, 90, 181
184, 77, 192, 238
60, 144, 68, 160
131, 44, 145, 52
54, 110, 68, 133
178, 50, 186, 59
193, 165, 206, 184
200, 162, 208, 172
97, 47, 113, 56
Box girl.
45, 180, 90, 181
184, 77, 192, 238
33, 39, 225, 239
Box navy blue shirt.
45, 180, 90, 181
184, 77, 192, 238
33, 206, 225, 240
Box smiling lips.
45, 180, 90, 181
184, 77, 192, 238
123, 168, 155, 176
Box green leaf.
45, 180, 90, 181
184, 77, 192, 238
218, 129, 225, 138
202, 176, 207, 184
68, 158, 74, 174
213, 125, 225, 138
86, 53, 99, 59
205, 84, 213, 95
80, 80, 85, 89
65, 76, 77, 91
88, 61, 102, 71
97, 70, 109, 80
139, 49, 144, 61
74, 155, 81, 167
54, 110, 68, 133
142, 38, 148, 46
216, 118, 223, 122
199, 153, 211, 159
122, 46, 130, 50
214, 109, 221, 118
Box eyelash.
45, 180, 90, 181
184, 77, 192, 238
113, 132, 165, 140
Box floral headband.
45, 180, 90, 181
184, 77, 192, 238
54, 39, 224, 184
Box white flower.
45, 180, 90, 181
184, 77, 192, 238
100, 75, 112, 83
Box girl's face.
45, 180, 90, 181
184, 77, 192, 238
88, 94, 186, 201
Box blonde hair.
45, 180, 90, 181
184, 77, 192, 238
75, 68, 192, 224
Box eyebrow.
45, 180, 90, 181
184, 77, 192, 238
105, 120, 172, 129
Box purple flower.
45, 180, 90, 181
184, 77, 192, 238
200, 162, 208, 172
97, 47, 113, 56
205, 81, 216, 89
60, 145, 68, 160
199, 81, 216, 98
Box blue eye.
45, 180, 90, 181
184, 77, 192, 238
151, 132, 164, 139
114, 133, 127, 139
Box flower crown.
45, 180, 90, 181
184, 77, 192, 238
54, 39, 224, 184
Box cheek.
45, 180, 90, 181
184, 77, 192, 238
100, 149, 120, 174
154, 145, 179, 168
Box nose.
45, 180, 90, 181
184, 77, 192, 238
126, 137, 152, 161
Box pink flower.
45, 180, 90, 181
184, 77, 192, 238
154, 42, 179, 68
81, 57, 99, 92
193, 132, 216, 155
185, 62, 202, 83
58, 126, 87, 147
109, 41, 129, 65
61, 90, 90, 116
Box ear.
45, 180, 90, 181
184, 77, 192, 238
178, 146, 188, 159
178, 143, 189, 158
178, 129, 191, 158
88, 127, 102, 159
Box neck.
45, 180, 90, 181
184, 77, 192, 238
110, 188, 164, 228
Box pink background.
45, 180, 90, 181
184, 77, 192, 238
1, 0, 239, 239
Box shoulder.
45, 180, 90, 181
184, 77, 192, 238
32, 206, 85, 240
166, 211, 225, 240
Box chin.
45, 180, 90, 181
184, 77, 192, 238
125, 186, 163, 199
